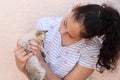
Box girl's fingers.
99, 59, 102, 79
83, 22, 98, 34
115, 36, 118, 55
76, 3, 81, 6
30, 45, 39, 51
20, 53, 33, 63
14, 47, 22, 53
14, 47, 25, 56
30, 48, 37, 55
29, 39, 40, 55
22, 53, 33, 62
75, 3, 81, 7
17, 39, 20, 43
29, 39, 39, 47
29, 43, 40, 55
14, 47, 28, 60
17, 51, 27, 59
72, 3, 81, 10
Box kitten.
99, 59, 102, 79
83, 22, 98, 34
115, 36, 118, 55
17, 30, 48, 80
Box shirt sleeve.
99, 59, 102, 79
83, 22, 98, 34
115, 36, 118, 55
35, 17, 62, 31
35, 17, 51, 30
78, 45, 101, 69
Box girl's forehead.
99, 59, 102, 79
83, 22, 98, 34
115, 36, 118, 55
67, 12, 76, 23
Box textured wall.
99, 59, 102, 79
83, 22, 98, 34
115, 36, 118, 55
0, 0, 120, 80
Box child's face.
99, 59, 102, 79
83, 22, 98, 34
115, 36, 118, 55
59, 12, 85, 40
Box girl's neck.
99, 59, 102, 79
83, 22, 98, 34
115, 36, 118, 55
61, 34, 81, 47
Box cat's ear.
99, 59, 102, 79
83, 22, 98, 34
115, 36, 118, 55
43, 30, 48, 33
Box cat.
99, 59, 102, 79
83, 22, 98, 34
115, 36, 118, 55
17, 29, 48, 80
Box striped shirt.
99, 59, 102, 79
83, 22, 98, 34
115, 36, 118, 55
35, 17, 102, 79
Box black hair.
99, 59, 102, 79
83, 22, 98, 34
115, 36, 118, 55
72, 4, 120, 72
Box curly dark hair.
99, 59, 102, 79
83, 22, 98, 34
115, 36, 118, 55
72, 4, 120, 72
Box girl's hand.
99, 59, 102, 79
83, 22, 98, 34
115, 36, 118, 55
29, 39, 44, 62
72, 3, 81, 10
14, 46, 33, 75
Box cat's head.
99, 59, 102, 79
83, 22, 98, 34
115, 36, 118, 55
35, 30, 48, 44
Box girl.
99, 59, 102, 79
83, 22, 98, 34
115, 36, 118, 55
14, 4, 120, 80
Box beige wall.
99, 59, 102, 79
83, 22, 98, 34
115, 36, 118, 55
0, 0, 120, 80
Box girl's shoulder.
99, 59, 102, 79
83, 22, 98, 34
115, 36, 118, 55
85, 36, 103, 47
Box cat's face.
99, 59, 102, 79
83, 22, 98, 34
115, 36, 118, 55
35, 30, 48, 41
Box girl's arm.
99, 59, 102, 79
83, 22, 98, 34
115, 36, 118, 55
40, 57, 94, 80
